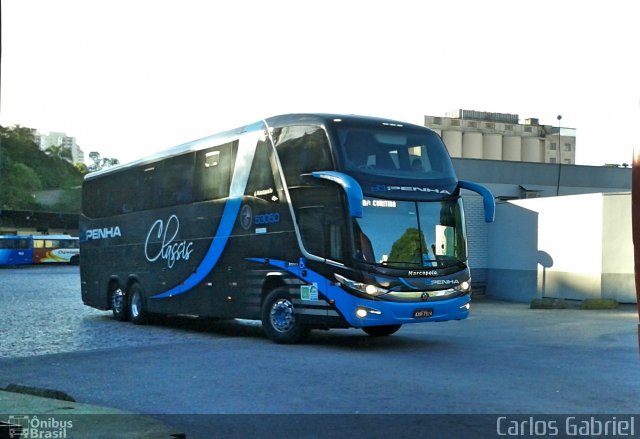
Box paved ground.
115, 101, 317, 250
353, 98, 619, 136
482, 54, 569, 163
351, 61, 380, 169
1, 266, 639, 438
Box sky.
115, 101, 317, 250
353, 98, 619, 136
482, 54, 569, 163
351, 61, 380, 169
1, 0, 639, 166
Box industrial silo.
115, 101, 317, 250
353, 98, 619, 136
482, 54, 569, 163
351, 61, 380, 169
442, 130, 462, 157
502, 136, 522, 161
462, 132, 483, 159
522, 138, 544, 163
483, 134, 503, 160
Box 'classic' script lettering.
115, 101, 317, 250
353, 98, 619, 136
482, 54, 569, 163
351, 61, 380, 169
144, 215, 194, 269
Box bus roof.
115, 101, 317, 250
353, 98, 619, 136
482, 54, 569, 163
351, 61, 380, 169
31, 235, 78, 240
84, 113, 434, 181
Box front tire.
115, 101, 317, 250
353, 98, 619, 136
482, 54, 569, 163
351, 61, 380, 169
362, 324, 402, 337
128, 283, 149, 325
261, 288, 309, 344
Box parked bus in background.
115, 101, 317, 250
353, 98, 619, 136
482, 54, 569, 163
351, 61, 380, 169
32, 235, 80, 264
0, 235, 79, 266
80, 114, 495, 343
0, 236, 33, 265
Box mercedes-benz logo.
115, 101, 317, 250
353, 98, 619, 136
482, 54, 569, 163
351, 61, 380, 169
420, 292, 430, 301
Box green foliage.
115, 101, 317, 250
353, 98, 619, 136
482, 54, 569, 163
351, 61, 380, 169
388, 228, 427, 265
579, 299, 619, 310
0, 125, 84, 211
530, 298, 569, 309
87, 151, 120, 171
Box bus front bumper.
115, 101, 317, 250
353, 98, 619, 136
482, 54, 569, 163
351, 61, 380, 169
337, 294, 471, 328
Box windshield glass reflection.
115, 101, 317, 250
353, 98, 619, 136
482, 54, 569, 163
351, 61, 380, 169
354, 198, 466, 269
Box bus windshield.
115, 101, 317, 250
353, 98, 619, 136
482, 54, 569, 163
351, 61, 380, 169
354, 198, 467, 269
336, 125, 455, 180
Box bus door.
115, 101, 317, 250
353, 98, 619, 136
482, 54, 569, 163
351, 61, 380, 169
273, 125, 350, 265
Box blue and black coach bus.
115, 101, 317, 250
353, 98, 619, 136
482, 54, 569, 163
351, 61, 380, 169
80, 114, 494, 343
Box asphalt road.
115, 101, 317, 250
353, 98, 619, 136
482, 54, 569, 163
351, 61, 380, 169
1, 266, 639, 438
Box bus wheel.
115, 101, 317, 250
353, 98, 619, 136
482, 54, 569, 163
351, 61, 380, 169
261, 289, 309, 344
128, 283, 149, 325
362, 324, 402, 337
110, 285, 129, 322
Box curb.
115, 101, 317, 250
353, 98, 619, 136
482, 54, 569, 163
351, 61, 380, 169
0, 388, 182, 439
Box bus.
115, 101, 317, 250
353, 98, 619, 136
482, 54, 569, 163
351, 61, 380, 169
80, 114, 495, 343
0, 235, 79, 266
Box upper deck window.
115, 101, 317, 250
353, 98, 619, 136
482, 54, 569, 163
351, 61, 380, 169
273, 126, 334, 186
335, 125, 455, 180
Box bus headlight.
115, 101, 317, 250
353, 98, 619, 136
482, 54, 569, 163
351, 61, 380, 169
459, 281, 470, 293
334, 274, 388, 297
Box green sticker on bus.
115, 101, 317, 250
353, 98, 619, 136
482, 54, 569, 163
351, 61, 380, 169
301, 283, 318, 301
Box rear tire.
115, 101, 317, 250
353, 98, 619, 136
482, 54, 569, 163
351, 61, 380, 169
128, 283, 149, 325
110, 285, 129, 322
362, 324, 402, 337
261, 288, 309, 344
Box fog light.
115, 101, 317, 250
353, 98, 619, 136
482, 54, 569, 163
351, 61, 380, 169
356, 308, 368, 318
460, 303, 470, 310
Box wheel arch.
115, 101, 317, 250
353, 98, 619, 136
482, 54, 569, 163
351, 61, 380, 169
261, 272, 307, 303
261, 273, 288, 304
125, 275, 143, 293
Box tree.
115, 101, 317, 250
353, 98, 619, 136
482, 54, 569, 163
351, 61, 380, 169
0, 124, 84, 211
88, 151, 120, 171
45, 144, 73, 162
388, 228, 427, 265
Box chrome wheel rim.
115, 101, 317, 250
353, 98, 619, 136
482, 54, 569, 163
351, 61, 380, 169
270, 299, 295, 333
130, 291, 141, 319
112, 288, 125, 314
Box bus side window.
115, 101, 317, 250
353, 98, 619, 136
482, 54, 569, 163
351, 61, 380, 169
194, 141, 236, 201
0, 239, 15, 249
274, 125, 334, 186
116, 169, 137, 214
297, 204, 347, 262
139, 164, 161, 211
83, 179, 106, 218
158, 153, 195, 207
245, 139, 280, 202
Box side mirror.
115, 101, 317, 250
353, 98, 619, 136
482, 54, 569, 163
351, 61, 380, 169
311, 171, 363, 218
459, 180, 495, 223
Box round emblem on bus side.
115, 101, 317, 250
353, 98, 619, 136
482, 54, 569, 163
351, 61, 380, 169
240, 204, 253, 230
420, 292, 430, 301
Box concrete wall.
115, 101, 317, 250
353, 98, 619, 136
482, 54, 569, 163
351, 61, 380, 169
485, 193, 635, 304
486, 202, 539, 302
601, 193, 635, 302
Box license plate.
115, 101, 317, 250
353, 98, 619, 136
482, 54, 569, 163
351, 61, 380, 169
412, 308, 433, 318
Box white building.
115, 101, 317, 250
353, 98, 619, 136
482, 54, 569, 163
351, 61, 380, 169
451, 157, 633, 303
35, 131, 85, 165
424, 109, 576, 164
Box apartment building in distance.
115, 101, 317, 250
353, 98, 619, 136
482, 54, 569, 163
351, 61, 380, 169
34, 131, 85, 165
424, 109, 576, 164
